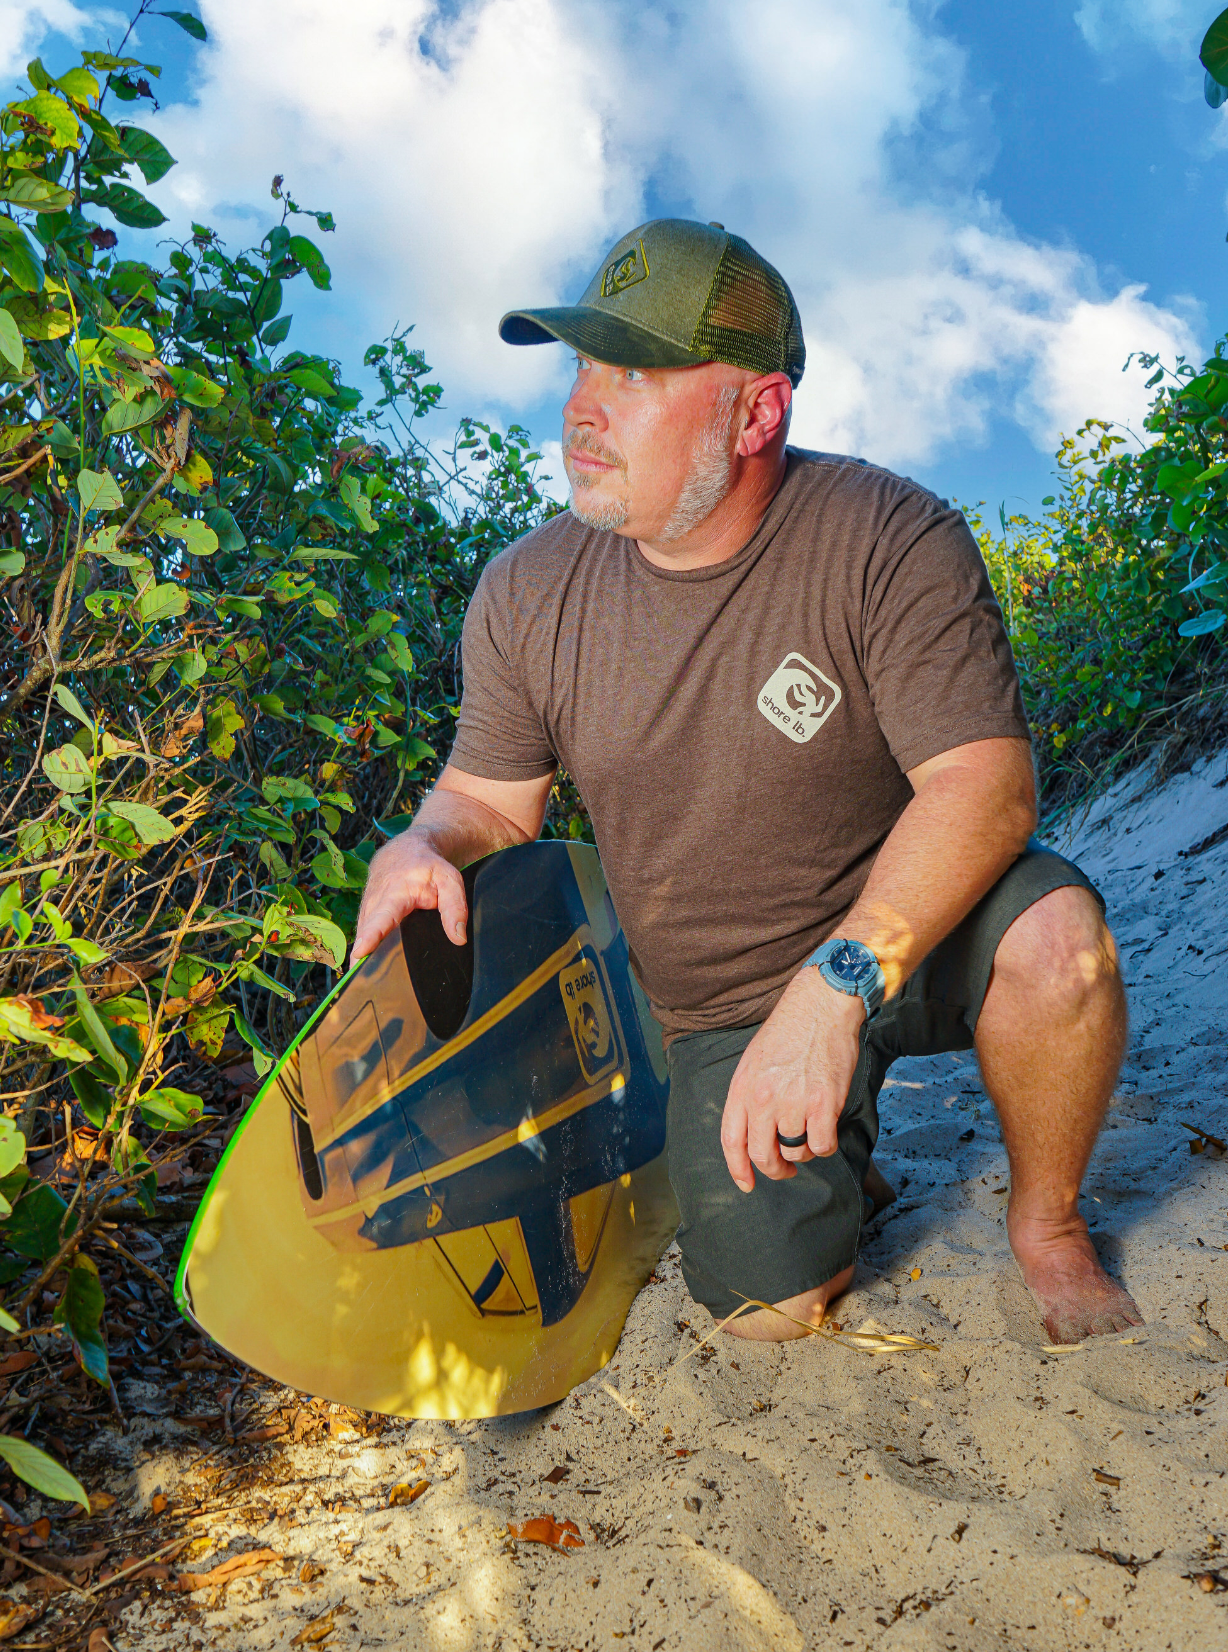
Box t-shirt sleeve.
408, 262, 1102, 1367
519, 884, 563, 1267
861, 488, 1030, 774
447, 561, 559, 781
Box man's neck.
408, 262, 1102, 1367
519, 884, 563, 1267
634, 444, 790, 572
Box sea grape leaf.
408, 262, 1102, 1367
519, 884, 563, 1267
0, 219, 44, 291
84, 181, 167, 228
204, 505, 245, 551
53, 1254, 107, 1385
78, 468, 124, 513
234, 1011, 274, 1077
154, 9, 207, 40
0, 1435, 90, 1512
137, 581, 190, 625
102, 323, 155, 355
206, 698, 244, 759
0, 175, 74, 213
162, 514, 218, 556
111, 1135, 156, 1216
70, 1065, 112, 1129
139, 1086, 204, 1130
10, 91, 79, 147
0, 309, 24, 372
107, 800, 176, 844
41, 743, 92, 793
119, 125, 175, 183
3, 1182, 75, 1259
0, 1119, 26, 1182
53, 684, 92, 728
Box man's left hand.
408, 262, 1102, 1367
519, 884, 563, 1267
720, 969, 866, 1191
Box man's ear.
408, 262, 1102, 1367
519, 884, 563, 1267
738, 373, 792, 457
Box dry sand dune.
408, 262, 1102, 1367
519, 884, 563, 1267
75, 747, 1228, 1649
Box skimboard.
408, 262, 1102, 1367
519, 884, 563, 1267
173, 842, 677, 1417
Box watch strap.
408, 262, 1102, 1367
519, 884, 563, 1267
804, 937, 886, 1018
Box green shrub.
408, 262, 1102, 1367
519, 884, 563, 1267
971, 355, 1228, 815
0, 20, 574, 1456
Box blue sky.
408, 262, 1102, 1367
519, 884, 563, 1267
3, 0, 1226, 520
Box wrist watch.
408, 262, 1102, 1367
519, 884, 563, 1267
803, 937, 886, 1019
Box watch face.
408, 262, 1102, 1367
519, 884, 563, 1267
829, 942, 872, 987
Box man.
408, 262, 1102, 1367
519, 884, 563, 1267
354, 218, 1142, 1347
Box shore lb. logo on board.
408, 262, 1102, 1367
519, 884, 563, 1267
559, 954, 617, 1081
757, 651, 843, 744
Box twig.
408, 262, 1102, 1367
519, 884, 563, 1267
0, 446, 49, 487
98, 1234, 171, 1295
84, 1535, 190, 1596
0, 1540, 91, 1597
0, 672, 58, 828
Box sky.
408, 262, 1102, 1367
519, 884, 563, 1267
1, 0, 1227, 518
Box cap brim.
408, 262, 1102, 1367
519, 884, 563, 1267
499, 305, 707, 370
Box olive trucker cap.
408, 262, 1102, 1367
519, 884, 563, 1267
499, 218, 806, 387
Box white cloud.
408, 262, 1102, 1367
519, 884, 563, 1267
128, 0, 1200, 468
1074, 0, 1207, 58
0, 0, 102, 79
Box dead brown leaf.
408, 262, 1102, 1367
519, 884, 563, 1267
161, 708, 204, 759
0, 1352, 38, 1377
299, 1559, 325, 1583
388, 1480, 429, 1507
542, 1466, 570, 1485
290, 1611, 335, 1645
9, 994, 61, 1030
240, 1423, 288, 1443
86, 1631, 117, 1652
1093, 1470, 1121, 1488
174, 1546, 280, 1592
94, 960, 158, 1000
506, 1516, 584, 1550
0, 1600, 43, 1641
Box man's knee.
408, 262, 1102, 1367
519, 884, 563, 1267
991, 884, 1120, 1018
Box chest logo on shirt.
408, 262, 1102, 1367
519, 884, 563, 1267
757, 652, 842, 744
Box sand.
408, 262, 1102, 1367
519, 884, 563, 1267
27, 746, 1228, 1648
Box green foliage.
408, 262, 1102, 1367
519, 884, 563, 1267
0, 1431, 89, 1510
1203, 7, 1228, 106
972, 349, 1228, 812
0, 11, 573, 1491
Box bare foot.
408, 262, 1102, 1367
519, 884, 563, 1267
1009, 1214, 1143, 1344
863, 1157, 896, 1220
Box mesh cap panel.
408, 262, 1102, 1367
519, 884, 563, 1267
689, 236, 805, 386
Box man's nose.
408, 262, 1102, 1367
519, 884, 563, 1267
562, 371, 609, 433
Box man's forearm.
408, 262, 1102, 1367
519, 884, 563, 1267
409, 780, 537, 869
838, 742, 1036, 998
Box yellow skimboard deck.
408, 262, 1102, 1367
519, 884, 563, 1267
174, 843, 678, 1418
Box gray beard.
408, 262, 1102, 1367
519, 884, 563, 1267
568, 484, 630, 532
566, 386, 739, 539
658, 387, 739, 542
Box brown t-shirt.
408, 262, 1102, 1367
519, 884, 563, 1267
449, 448, 1029, 1039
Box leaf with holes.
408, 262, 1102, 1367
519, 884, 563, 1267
107, 801, 176, 844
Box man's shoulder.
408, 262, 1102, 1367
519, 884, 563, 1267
482, 508, 585, 585
784, 447, 952, 516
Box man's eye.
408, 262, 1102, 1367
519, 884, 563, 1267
575, 355, 591, 372
624, 367, 644, 383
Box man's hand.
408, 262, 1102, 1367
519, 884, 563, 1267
720, 968, 866, 1191
352, 831, 470, 962
349, 766, 556, 966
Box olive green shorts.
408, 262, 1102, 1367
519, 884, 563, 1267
665, 841, 1104, 1320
